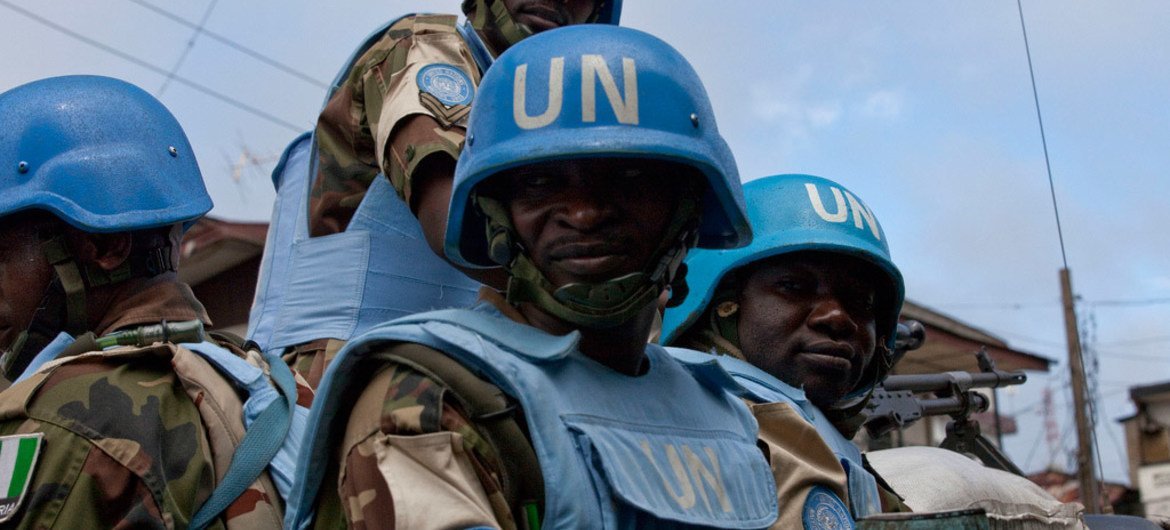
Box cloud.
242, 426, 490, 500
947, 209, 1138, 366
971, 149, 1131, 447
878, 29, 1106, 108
806, 103, 842, 128
861, 90, 904, 119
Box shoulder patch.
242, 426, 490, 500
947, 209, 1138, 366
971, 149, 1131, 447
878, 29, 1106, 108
417, 63, 475, 107
802, 485, 854, 530
0, 433, 43, 523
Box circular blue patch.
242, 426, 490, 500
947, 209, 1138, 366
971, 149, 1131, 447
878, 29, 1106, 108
417, 64, 474, 106
802, 486, 854, 530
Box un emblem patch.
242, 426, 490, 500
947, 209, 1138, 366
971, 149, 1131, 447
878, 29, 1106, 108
417, 64, 474, 107
802, 485, 854, 530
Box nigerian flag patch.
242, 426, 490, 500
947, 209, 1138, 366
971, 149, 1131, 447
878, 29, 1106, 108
0, 433, 42, 523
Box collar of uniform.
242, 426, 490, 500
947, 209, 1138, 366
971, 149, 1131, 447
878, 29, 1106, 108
476, 286, 529, 324
399, 288, 580, 363
92, 274, 211, 335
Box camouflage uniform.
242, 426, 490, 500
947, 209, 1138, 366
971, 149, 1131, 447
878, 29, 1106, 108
308, 14, 478, 238
0, 278, 285, 529
310, 289, 520, 530
282, 14, 481, 396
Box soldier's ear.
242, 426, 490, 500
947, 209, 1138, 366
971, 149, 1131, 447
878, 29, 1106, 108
67, 229, 132, 271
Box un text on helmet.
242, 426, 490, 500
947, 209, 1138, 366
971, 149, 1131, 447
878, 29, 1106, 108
513, 56, 639, 129
806, 183, 881, 240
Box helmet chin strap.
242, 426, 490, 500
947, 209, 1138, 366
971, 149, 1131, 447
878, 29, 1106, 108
0, 229, 179, 381
465, 0, 607, 55
475, 191, 699, 330
465, 0, 532, 55
1, 278, 70, 381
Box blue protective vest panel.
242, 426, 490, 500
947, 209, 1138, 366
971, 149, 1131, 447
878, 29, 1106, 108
672, 350, 882, 519
246, 16, 481, 353
289, 304, 778, 530
181, 341, 306, 504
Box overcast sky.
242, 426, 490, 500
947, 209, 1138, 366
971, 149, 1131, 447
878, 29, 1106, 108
3, 0, 1169, 485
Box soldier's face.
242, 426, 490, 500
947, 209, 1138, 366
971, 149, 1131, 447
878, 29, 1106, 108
735, 252, 879, 409
504, 0, 597, 32
498, 158, 683, 289
0, 217, 55, 351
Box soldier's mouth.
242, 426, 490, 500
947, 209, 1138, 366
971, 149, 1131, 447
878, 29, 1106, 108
798, 343, 855, 373
515, 4, 569, 31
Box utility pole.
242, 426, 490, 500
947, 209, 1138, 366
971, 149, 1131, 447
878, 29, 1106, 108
1060, 268, 1100, 513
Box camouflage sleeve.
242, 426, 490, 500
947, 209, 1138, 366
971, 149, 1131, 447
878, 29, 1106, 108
309, 14, 479, 236
317, 361, 516, 530
284, 338, 347, 395
0, 356, 215, 529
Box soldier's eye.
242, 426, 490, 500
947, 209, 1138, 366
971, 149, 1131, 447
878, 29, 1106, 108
774, 277, 808, 293
522, 174, 553, 188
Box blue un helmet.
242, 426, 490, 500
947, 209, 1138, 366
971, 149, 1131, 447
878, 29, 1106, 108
662, 174, 905, 403
447, 24, 750, 328
0, 75, 211, 379
0, 75, 211, 232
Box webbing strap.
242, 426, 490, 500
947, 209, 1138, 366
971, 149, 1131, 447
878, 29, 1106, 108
456, 18, 494, 73
188, 350, 297, 530
375, 342, 544, 523
39, 236, 87, 335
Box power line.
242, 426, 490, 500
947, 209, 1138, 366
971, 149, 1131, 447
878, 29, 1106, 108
1095, 350, 1170, 363
1096, 335, 1170, 348
157, 0, 220, 96
1017, 0, 1068, 269
1089, 297, 1170, 308
927, 301, 1058, 310
0, 0, 306, 133
928, 295, 1170, 311
123, 0, 327, 89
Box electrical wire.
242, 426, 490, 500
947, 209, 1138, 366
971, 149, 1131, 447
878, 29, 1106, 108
1016, 0, 1104, 510
123, 0, 327, 89
157, 0, 220, 96
0, 0, 307, 133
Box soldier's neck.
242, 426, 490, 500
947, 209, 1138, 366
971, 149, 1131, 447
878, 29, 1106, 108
519, 302, 655, 376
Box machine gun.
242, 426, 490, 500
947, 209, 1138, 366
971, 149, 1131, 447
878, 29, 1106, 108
864, 321, 1029, 475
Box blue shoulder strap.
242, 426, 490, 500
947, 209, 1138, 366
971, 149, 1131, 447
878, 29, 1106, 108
456, 18, 494, 73
186, 344, 299, 530
12, 332, 75, 383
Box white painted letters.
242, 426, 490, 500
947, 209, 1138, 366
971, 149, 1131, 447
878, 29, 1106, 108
806, 183, 882, 240
512, 55, 639, 129
684, 446, 733, 513
513, 58, 564, 130
581, 55, 639, 125
639, 440, 731, 513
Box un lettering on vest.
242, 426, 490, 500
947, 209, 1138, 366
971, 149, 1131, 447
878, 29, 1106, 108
633, 439, 733, 514
805, 183, 881, 240
513, 56, 639, 129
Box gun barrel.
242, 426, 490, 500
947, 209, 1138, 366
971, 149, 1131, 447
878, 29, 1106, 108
918, 393, 990, 417
882, 370, 1026, 393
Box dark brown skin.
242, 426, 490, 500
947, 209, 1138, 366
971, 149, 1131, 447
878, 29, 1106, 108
410, 0, 598, 290
469, 0, 598, 58
502, 0, 597, 32
494, 158, 686, 375
0, 212, 158, 351
0, 217, 56, 351
411, 152, 509, 289
736, 252, 880, 409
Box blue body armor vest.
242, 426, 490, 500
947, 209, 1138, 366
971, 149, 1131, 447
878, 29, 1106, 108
246, 14, 492, 353
288, 304, 779, 530
672, 350, 881, 518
